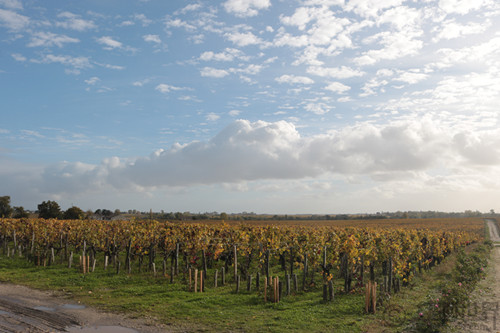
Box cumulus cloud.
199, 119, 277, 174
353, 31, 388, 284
307, 66, 365, 79
0, 0, 23, 10
199, 48, 247, 62
438, 0, 492, 15
28, 32, 79, 48
143, 34, 161, 44
0, 8, 29, 30
7, 115, 500, 199
324, 81, 351, 93
275, 74, 314, 84
432, 19, 489, 42
56, 12, 96, 31
223, 0, 271, 17
97, 36, 123, 50
155, 83, 185, 93
224, 31, 264, 47
11, 53, 26, 61
32, 54, 92, 74
84, 76, 100, 85
200, 67, 230, 78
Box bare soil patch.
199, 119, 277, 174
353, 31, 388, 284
0, 284, 174, 333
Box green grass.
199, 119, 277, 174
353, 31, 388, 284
0, 238, 493, 333
0, 255, 373, 332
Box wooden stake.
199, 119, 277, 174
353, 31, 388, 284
200, 270, 203, 293
104, 256, 109, 270
214, 269, 218, 288
233, 245, 238, 281
264, 277, 267, 302
188, 268, 192, 291
275, 277, 279, 303
194, 269, 198, 293
328, 280, 334, 301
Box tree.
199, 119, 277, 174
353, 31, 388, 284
37, 200, 62, 219
0, 196, 13, 218
63, 206, 85, 220
13, 206, 29, 218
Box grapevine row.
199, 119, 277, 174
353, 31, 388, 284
0, 218, 480, 298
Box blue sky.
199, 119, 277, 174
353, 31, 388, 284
1, 0, 500, 214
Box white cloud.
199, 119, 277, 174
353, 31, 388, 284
97, 36, 123, 50
155, 83, 184, 93
354, 28, 423, 66
84, 76, 100, 85
132, 79, 151, 87
0, 8, 29, 31
344, 0, 404, 18
360, 77, 389, 97
224, 31, 264, 47
118, 20, 134, 27
438, 0, 492, 15
143, 34, 161, 44
56, 12, 96, 31
376, 5, 421, 30
275, 74, 314, 85
324, 81, 351, 93
98, 63, 125, 70
165, 18, 196, 31
223, 0, 271, 17
393, 70, 428, 84
0, 0, 22, 10
5, 115, 500, 212
206, 113, 220, 121
32, 54, 92, 73
230, 64, 263, 75
433, 19, 489, 42
134, 13, 152, 26
200, 67, 230, 78
199, 48, 246, 62
229, 110, 242, 116
11, 53, 25, 61
307, 66, 365, 79
304, 102, 332, 115
274, 29, 309, 47
175, 3, 203, 15
28, 32, 79, 48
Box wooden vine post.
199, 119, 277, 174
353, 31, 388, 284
233, 244, 238, 281
264, 277, 268, 302
194, 269, 198, 293
365, 281, 377, 313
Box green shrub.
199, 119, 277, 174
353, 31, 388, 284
415, 242, 491, 332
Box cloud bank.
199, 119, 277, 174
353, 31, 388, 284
4, 115, 499, 203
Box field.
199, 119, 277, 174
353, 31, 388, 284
188, 217, 485, 233
0, 217, 490, 332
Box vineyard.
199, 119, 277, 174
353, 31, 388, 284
0, 218, 483, 310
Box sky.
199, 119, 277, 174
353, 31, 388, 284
1, 0, 500, 214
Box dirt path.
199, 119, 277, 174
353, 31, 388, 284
0, 283, 176, 333
446, 219, 500, 333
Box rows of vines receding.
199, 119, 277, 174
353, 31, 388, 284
0, 218, 481, 309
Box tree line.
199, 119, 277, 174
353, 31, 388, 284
0, 196, 119, 220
